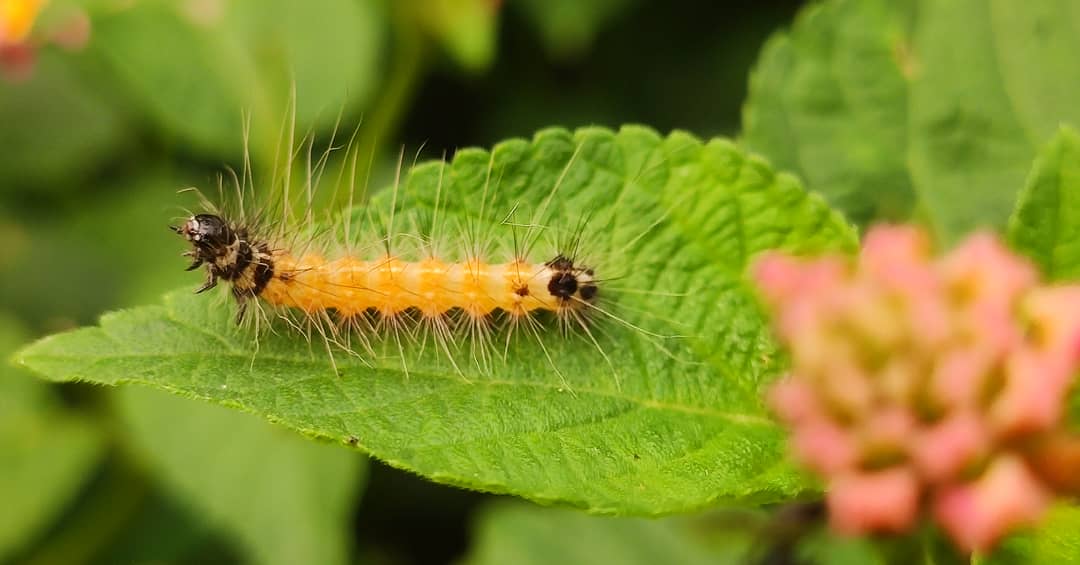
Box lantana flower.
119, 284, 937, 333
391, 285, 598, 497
0, 0, 89, 81
755, 225, 1080, 553
0, 0, 46, 45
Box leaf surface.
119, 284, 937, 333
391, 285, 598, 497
91, 0, 384, 157
742, 0, 916, 227
1007, 126, 1080, 281
18, 126, 855, 514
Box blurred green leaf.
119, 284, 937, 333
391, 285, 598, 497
115, 386, 366, 565
1007, 125, 1080, 281
1020, 504, 1080, 564
91, 0, 385, 158
459, 501, 908, 565
0, 169, 190, 329
0, 52, 128, 193
908, 0, 1080, 243
742, 0, 916, 227
66, 169, 195, 306
17, 126, 855, 514
410, 0, 498, 72
460, 502, 744, 565
978, 504, 1080, 565
0, 318, 105, 563
91, 489, 240, 564
795, 533, 887, 565
515, 0, 637, 60
745, 0, 1080, 242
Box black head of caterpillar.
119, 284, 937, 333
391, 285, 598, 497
545, 254, 598, 305
171, 213, 274, 322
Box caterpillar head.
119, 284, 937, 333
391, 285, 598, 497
171, 213, 244, 280
172, 214, 233, 253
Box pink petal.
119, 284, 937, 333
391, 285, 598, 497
827, 467, 920, 535
990, 349, 1072, 437
0, 42, 34, 82
903, 288, 953, 351
910, 412, 987, 482
859, 225, 931, 277
768, 377, 821, 425
791, 421, 859, 475
777, 299, 828, 343
929, 346, 995, 410
939, 232, 1037, 308
753, 252, 805, 305
962, 299, 1024, 355
933, 455, 1050, 553
857, 408, 917, 468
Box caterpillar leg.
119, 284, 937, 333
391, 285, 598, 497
195, 272, 218, 294
183, 251, 204, 271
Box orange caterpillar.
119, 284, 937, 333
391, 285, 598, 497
172, 210, 596, 319
168, 118, 620, 379
171, 212, 599, 355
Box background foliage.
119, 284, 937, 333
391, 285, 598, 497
8, 0, 1080, 563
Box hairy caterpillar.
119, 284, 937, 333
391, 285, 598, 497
172, 215, 597, 324
168, 124, 646, 383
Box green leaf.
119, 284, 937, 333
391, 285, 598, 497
797, 534, 887, 565
115, 386, 366, 565
907, 0, 1048, 243
1007, 126, 1080, 281
1019, 504, 1080, 564
742, 0, 917, 227
91, 0, 385, 157
0, 52, 128, 193
91, 491, 240, 564
0, 318, 105, 563
461, 502, 901, 565
17, 126, 855, 514
461, 501, 749, 565
515, 0, 638, 60
411, 0, 498, 72
745, 0, 1080, 243
0, 169, 196, 328
913, 0, 1080, 242
978, 504, 1080, 565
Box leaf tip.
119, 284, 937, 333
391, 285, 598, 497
9, 333, 56, 378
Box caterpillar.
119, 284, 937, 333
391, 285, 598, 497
170, 212, 598, 337
168, 127, 637, 384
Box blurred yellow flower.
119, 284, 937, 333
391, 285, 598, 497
0, 0, 46, 45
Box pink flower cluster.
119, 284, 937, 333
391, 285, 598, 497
754, 225, 1080, 553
